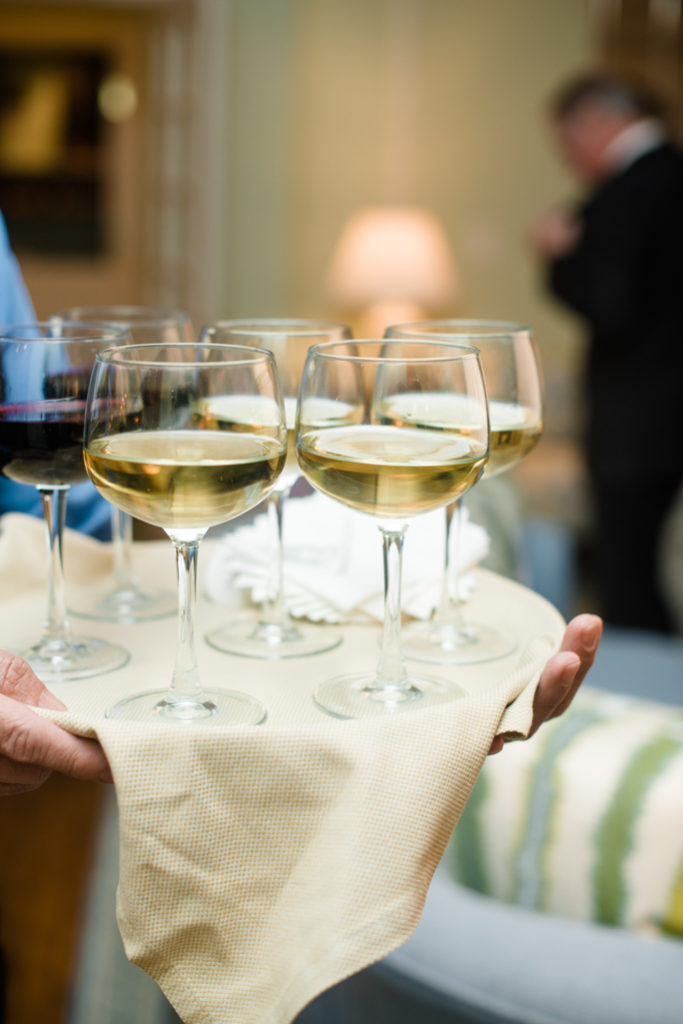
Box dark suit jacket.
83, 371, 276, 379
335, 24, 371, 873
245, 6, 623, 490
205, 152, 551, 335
548, 142, 683, 486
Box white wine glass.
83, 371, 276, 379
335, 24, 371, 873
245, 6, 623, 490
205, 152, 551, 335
297, 338, 489, 718
52, 306, 195, 623
202, 319, 350, 659
84, 341, 287, 723
0, 322, 131, 682
386, 320, 544, 664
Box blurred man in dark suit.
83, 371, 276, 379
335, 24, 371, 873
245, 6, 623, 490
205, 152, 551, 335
531, 72, 683, 633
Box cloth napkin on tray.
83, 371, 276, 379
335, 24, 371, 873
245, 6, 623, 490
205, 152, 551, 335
203, 492, 490, 623
0, 513, 564, 1024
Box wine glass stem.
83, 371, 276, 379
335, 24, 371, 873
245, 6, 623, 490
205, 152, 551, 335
111, 508, 137, 590
375, 525, 409, 689
434, 499, 468, 633
39, 487, 72, 644
170, 540, 202, 700
259, 488, 292, 629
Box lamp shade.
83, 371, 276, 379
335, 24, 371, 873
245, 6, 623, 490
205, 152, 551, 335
326, 204, 460, 310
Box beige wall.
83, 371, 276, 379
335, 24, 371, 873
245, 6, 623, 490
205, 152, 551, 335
218, 0, 597, 437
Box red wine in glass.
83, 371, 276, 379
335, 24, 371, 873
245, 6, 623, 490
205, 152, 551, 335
0, 326, 130, 682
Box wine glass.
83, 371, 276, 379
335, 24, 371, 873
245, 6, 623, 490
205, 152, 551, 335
201, 319, 350, 659
84, 341, 287, 723
52, 306, 195, 623
0, 322, 131, 682
385, 320, 544, 664
296, 338, 489, 718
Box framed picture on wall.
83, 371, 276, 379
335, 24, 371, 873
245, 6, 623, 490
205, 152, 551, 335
0, 48, 110, 256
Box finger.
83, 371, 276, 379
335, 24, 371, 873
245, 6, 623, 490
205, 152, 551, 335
488, 735, 506, 756
0, 694, 112, 785
0, 754, 51, 796
490, 614, 604, 754
529, 650, 581, 738
558, 613, 602, 668
492, 651, 580, 752
552, 613, 602, 716
0, 650, 66, 710
530, 613, 602, 735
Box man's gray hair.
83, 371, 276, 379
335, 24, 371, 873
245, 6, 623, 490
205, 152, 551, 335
551, 72, 665, 122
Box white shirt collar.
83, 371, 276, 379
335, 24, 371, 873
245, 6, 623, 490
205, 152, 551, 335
604, 118, 666, 173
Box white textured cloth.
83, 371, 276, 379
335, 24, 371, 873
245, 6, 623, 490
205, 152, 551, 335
0, 514, 564, 1024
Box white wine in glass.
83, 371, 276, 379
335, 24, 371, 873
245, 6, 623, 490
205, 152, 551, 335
298, 425, 485, 516
84, 342, 287, 724
297, 338, 489, 719
201, 319, 351, 660
385, 320, 543, 664
53, 306, 195, 623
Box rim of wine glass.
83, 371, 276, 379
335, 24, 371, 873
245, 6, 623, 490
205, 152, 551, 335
94, 340, 278, 368
304, 337, 483, 363
0, 322, 129, 343
204, 318, 351, 337
385, 318, 533, 340
51, 306, 192, 328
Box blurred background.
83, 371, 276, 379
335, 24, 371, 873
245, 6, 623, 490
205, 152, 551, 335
0, 2, 681, 1022
1, 0, 681, 583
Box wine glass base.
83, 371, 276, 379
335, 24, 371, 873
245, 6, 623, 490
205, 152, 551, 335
205, 618, 342, 660
69, 586, 177, 623
402, 619, 516, 665
24, 636, 130, 684
105, 688, 267, 725
313, 671, 464, 719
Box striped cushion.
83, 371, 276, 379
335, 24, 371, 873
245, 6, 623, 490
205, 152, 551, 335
449, 688, 683, 936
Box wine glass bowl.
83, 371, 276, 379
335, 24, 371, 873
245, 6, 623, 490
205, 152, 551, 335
0, 322, 132, 682
84, 341, 286, 723
51, 305, 195, 623
296, 338, 489, 718
54, 306, 194, 345
385, 320, 544, 664
201, 319, 351, 660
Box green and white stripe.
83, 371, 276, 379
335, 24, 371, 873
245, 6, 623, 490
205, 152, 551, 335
449, 689, 683, 937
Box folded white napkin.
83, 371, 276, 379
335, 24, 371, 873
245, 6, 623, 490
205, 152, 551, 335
203, 493, 490, 624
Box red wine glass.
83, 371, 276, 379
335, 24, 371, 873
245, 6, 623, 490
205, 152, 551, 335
0, 322, 131, 682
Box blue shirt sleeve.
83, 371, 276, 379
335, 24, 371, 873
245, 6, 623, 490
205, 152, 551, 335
0, 212, 112, 539
0, 212, 35, 324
